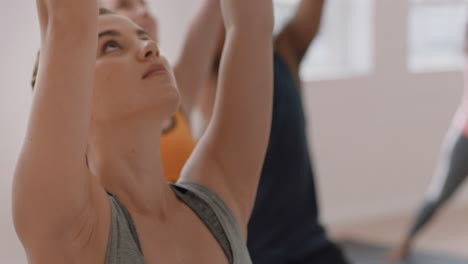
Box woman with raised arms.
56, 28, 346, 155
12, 0, 273, 263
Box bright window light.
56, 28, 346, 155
409, 0, 467, 72
274, 0, 375, 81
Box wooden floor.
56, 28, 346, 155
329, 201, 468, 259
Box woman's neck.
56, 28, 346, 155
87, 113, 176, 217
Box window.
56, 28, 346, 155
409, 0, 467, 72
273, 0, 374, 80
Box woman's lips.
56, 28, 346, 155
143, 64, 167, 79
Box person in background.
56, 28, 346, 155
389, 23, 468, 262
100, 0, 350, 263
194, 0, 350, 263
100, 0, 223, 182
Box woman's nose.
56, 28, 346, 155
136, 5, 151, 20
138, 40, 159, 60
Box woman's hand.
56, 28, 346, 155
37, 0, 98, 39
220, 0, 274, 33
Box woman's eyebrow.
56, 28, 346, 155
99, 30, 121, 39
137, 29, 151, 39
99, 29, 149, 39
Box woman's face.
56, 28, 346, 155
92, 14, 179, 122
100, 0, 158, 41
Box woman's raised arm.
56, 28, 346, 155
13, 0, 101, 250
182, 0, 274, 228
174, 0, 223, 115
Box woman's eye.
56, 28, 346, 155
103, 41, 120, 54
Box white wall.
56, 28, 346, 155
0, 0, 466, 262
307, 0, 468, 225
1, 2, 38, 263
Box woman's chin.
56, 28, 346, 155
155, 90, 181, 117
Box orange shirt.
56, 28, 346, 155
160, 111, 196, 182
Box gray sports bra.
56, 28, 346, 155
105, 182, 251, 264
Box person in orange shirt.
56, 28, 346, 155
98, 0, 223, 182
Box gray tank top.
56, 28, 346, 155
105, 182, 251, 264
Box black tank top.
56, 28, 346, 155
247, 53, 329, 263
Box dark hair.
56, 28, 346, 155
31, 8, 115, 90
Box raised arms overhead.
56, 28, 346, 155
13, 0, 101, 251
275, 0, 325, 72
181, 0, 274, 228
174, 0, 224, 115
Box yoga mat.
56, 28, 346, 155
339, 240, 468, 264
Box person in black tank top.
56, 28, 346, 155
193, 1, 350, 263
246, 53, 348, 264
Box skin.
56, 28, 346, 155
13, 0, 273, 263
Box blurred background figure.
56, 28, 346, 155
388, 21, 468, 262
193, 0, 351, 263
